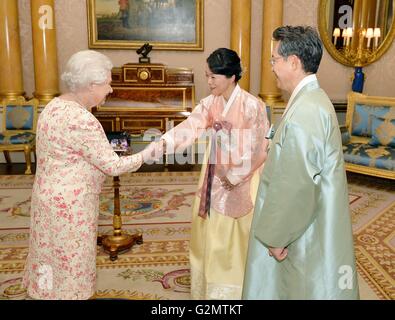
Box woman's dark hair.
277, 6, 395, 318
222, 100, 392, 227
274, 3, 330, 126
273, 26, 323, 74
207, 48, 242, 82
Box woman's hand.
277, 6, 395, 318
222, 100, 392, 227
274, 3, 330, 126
140, 139, 166, 163
220, 176, 236, 191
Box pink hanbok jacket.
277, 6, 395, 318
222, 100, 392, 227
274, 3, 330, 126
163, 85, 269, 218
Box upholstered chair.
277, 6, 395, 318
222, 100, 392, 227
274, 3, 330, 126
0, 97, 39, 174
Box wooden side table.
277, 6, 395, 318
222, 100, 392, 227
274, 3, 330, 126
97, 147, 143, 261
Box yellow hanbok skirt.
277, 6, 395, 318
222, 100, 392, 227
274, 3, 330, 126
189, 160, 261, 300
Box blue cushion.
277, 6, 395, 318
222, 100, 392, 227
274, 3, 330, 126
351, 104, 391, 137
340, 126, 350, 145
341, 131, 351, 145
343, 143, 395, 170
351, 104, 373, 136
369, 115, 395, 148
0, 132, 36, 145
5, 105, 34, 130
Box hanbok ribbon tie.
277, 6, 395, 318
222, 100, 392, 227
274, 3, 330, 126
198, 120, 232, 219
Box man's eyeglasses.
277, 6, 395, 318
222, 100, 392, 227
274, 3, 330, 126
269, 56, 283, 66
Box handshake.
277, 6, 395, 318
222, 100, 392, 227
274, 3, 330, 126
140, 139, 166, 163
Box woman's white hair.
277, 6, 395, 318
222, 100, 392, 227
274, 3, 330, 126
61, 50, 113, 92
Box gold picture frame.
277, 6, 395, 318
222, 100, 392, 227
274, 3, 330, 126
87, 0, 204, 51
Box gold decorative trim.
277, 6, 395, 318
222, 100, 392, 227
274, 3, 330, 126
318, 0, 395, 67
99, 87, 190, 112
0, 262, 25, 273
87, 0, 204, 51
258, 93, 284, 106
150, 68, 165, 83
92, 290, 166, 300
0, 92, 26, 101
344, 92, 395, 180
97, 119, 114, 131
345, 163, 395, 180
123, 67, 138, 83
121, 119, 164, 131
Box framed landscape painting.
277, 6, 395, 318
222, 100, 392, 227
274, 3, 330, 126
87, 0, 204, 50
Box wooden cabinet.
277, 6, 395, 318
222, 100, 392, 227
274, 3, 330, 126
91, 63, 195, 134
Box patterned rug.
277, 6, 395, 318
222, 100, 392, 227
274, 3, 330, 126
0, 172, 198, 300
347, 173, 395, 300
0, 171, 393, 300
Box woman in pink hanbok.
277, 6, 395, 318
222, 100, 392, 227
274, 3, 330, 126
161, 48, 270, 299
22, 50, 163, 299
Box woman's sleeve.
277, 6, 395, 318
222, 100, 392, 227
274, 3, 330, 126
162, 101, 210, 154
69, 113, 143, 176
225, 100, 270, 185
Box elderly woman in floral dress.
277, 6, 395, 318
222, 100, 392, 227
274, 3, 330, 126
22, 50, 163, 299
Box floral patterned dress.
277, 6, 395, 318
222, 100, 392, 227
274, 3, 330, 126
22, 98, 143, 299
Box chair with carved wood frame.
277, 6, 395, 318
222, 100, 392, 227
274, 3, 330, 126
0, 97, 38, 174
342, 92, 395, 180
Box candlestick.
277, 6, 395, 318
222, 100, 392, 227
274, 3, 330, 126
373, 28, 381, 48
346, 27, 353, 46
333, 28, 341, 45
342, 29, 347, 46
365, 28, 373, 49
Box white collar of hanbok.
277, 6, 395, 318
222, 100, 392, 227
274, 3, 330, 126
222, 84, 241, 117
282, 74, 317, 117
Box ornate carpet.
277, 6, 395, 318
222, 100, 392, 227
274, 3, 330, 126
347, 173, 394, 300
0, 172, 393, 300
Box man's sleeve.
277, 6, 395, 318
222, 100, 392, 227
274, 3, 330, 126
254, 121, 323, 248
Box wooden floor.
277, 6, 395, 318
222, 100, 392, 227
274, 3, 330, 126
0, 162, 201, 175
